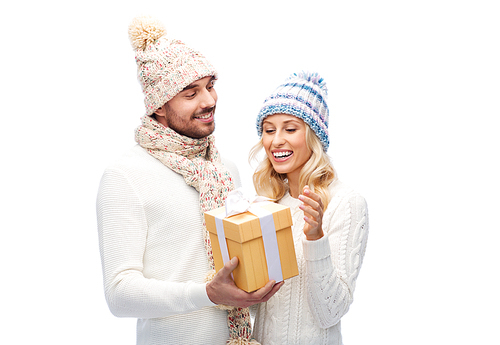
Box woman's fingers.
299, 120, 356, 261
299, 186, 323, 216
299, 186, 324, 240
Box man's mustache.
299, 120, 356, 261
194, 106, 215, 117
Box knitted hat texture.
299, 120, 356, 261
256, 72, 330, 150
129, 16, 217, 116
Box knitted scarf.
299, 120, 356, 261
135, 116, 259, 345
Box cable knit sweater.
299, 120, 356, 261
96, 145, 241, 345
252, 180, 369, 345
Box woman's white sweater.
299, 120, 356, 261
252, 180, 369, 345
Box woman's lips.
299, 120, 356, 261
272, 150, 293, 162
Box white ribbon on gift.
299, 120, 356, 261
214, 188, 284, 283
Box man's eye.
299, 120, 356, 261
207, 80, 216, 90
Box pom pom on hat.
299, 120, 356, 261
288, 71, 328, 96
256, 71, 330, 151
128, 16, 166, 50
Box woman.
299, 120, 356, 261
249, 72, 369, 345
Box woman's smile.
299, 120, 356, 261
272, 150, 293, 161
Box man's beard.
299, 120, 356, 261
165, 106, 216, 139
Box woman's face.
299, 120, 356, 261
261, 114, 312, 180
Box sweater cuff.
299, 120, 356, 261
302, 235, 333, 274
302, 235, 331, 261
187, 282, 216, 309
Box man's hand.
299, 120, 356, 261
206, 257, 284, 308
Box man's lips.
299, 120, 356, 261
194, 110, 214, 122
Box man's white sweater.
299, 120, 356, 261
97, 145, 241, 344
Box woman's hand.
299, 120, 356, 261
298, 185, 324, 241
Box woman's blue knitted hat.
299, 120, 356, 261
256, 71, 329, 151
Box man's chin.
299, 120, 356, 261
178, 123, 215, 139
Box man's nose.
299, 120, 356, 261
200, 89, 216, 109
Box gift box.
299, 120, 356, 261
204, 196, 299, 292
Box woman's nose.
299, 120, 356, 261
272, 130, 285, 147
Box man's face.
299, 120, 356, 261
155, 76, 217, 139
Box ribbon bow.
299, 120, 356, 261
225, 188, 271, 217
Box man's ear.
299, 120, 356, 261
154, 105, 166, 117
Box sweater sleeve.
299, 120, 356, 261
96, 168, 214, 319
301, 192, 369, 329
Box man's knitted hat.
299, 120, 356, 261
128, 16, 217, 116
256, 71, 330, 151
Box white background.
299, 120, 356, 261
1, 0, 499, 344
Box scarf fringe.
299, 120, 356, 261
226, 338, 261, 345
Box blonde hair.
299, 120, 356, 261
249, 125, 336, 210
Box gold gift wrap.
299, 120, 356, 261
204, 202, 299, 292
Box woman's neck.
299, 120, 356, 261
287, 172, 301, 199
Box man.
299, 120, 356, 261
96, 16, 281, 345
